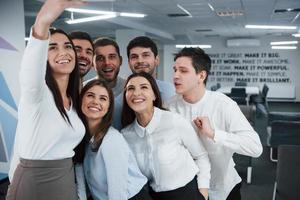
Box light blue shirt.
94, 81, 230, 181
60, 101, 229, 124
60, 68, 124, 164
112, 79, 175, 130
155, 79, 175, 101
83, 127, 147, 200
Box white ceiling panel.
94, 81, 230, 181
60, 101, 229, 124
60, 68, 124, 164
21, 0, 300, 44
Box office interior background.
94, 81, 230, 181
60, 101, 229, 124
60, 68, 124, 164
1, 0, 300, 199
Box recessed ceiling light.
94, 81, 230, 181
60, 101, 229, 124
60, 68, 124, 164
177, 4, 192, 17
65, 8, 146, 18
66, 8, 115, 15
66, 14, 117, 24
292, 33, 300, 37
245, 25, 297, 30
271, 46, 297, 50
270, 41, 298, 45
207, 3, 215, 11
119, 12, 146, 18
175, 45, 212, 49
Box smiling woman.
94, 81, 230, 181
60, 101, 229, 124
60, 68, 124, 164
6, 0, 86, 200
121, 72, 211, 200
78, 79, 152, 200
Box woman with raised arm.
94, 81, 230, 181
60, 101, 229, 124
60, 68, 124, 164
79, 79, 152, 200
7, 0, 86, 199
121, 72, 211, 200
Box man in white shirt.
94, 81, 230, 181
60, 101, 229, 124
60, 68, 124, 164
127, 36, 175, 101
112, 36, 176, 130
166, 47, 263, 200
87, 37, 125, 97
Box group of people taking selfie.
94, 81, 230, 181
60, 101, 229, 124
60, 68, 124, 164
6, 0, 262, 200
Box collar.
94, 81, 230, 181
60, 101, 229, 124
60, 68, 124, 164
180, 89, 209, 106
133, 107, 162, 138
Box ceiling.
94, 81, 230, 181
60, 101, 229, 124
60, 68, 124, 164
23, 0, 300, 44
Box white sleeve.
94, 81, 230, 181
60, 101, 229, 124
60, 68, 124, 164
19, 28, 49, 104
74, 163, 87, 200
213, 101, 263, 157
8, 148, 19, 181
102, 132, 129, 200
175, 114, 211, 189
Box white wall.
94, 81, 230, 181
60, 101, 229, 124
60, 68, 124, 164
163, 36, 300, 101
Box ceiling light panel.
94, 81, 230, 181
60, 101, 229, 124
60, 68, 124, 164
175, 44, 212, 49
245, 25, 297, 29
270, 41, 298, 45
175, 0, 212, 18
292, 33, 300, 37
271, 46, 297, 49
66, 14, 117, 24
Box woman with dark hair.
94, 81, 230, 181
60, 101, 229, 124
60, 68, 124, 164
121, 72, 211, 200
7, 0, 86, 199
79, 79, 152, 200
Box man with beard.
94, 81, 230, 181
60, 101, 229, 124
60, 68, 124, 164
111, 36, 176, 130
127, 36, 175, 101
69, 31, 94, 86
69, 31, 94, 199
88, 37, 125, 97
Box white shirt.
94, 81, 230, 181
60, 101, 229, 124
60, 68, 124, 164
9, 32, 85, 180
166, 90, 263, 200
84, 127, 147, 200
121, 107, 211, 192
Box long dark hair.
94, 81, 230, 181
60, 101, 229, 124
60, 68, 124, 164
46, 28, 81, 125
121, 72, 163, 128
79, 79, 114, 151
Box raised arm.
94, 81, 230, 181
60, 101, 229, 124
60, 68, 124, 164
33, 0, 84, 39
19, 0, 85, 103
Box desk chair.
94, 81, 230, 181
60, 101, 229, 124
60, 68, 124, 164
272, 145, 300, 200
267, 120, 300, 162
250, 84, 269, 104
250, 84, 269, 117
230, 88, 247, 105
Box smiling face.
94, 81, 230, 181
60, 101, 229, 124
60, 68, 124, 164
81, 85, 110, 124
128, 47, 159, 76
94, 45, 122, 83
125, 76, 156, 114
72, 39, 93, 77
47, 33, 76, 78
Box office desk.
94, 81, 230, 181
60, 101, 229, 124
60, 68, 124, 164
217, 86, 260, 95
